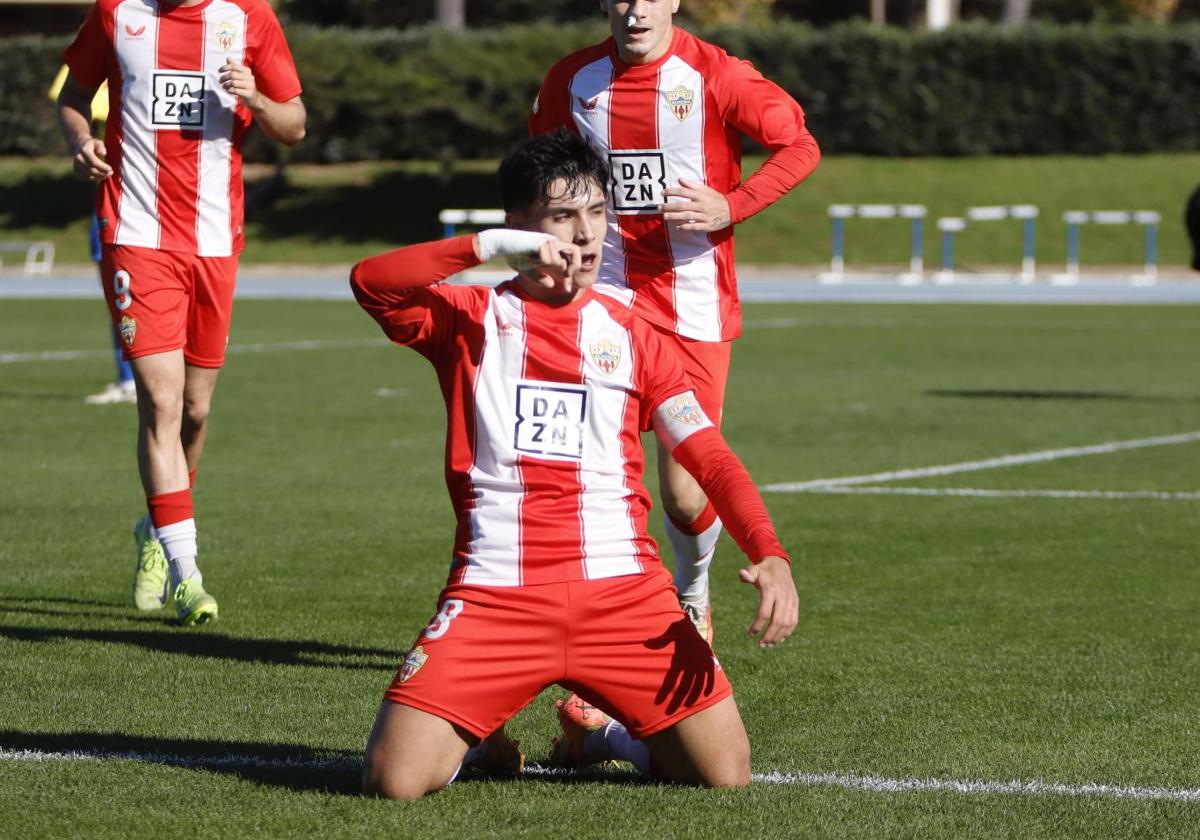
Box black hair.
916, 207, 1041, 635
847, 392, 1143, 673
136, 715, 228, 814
497, 128, 609, 214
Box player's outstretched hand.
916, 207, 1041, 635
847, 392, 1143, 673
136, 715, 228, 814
738, 555, 798, 649
661, 178, 732, 232
219, 58, 263, 111
73, 137, 112, 183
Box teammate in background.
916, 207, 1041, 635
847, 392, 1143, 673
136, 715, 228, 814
530, 0, 819, 642
57, 0, 306, 624
48, 66, 136, 405
353, 130, 798, 800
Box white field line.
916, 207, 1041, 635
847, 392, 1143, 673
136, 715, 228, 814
0, 338, 390, 364
762, 431, 1200, 493
795, 486, 1200, 501
3, 749, 1198, 803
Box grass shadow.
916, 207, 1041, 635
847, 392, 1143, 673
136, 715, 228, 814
926, 388, 1198, 404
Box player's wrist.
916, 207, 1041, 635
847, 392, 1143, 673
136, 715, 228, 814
71, 135, 94, 155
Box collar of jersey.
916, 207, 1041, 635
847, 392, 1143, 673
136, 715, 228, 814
608, 26, 684, 77
159, 0, 216, 17
500, 279, 595, 315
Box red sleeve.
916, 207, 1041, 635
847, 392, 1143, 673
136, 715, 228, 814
248, 3, 302, 103
349, 235, 482, 361
632, 322, 693, 431
672, 427, 790, 565
62, 3, 113, 90
712, 58, 820, 224
529, 61, 574, 136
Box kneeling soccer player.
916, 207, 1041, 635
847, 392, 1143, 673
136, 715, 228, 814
351, 129, 798, 800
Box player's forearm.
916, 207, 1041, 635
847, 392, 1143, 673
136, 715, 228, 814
671, 428, 790, 564
250, 96, 306, 146
56, 93, 95, 153
726, 130, 821, 224
350, 235, 481, 310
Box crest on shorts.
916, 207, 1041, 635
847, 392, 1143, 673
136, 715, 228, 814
665, 394, 704, 426
399, 645, 429, 683
215, 21, 237, 52
588, 340, 621, 375
666, 85, 694, 122
119, 315, 137, 347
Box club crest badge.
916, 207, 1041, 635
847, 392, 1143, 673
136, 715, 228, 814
666, 85, 694, 122
119, 315, 137, 347
666, 394, 704, 426
399, 645, 429, 683
589, 340, 621, 375
215, 21, 237, 52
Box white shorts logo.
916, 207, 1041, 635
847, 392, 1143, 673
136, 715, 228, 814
514, 381, 587, 461
152, 71, 207, 129
609, 150, 666, 214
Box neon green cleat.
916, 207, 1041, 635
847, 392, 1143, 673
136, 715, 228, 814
172, 575, 218, 626
132, 515, 169, 610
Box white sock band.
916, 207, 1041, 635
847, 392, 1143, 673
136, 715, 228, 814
155, 518, 199, 589
476, 229, 555, 266
665, 514, 723, 603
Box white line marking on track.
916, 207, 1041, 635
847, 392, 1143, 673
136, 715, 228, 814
0, 338, 390, 364
3, 749, 1198, 802
790, 486, 1200, 501
761, 431, 1200, 492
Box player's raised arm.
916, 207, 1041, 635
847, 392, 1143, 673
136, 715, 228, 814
649, 397, 799, 648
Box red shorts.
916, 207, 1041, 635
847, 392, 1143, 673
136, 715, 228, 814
653, 327, 731, 426
100, 244, 239, 368
384, 568, 733, 740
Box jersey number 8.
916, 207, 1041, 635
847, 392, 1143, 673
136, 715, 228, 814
423, 599, 464, 640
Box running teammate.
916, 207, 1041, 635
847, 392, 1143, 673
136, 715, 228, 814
530, 0, 820, 640
352, 130, 798, 800
57, 0, 306, 624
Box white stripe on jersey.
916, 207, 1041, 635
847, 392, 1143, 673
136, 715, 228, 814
461, 292, 529, 586
577, 299, 641, 580
570, 57, 635, 309
659, 56, 721, 341
195, 1, 244, 256
113, 1, 161, 249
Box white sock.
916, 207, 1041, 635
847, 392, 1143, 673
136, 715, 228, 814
155, 518, 199, 589
582, 720, 652, 777
665, 514, 723, 604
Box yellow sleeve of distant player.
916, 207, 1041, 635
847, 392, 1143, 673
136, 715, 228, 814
48, 65, 109, 124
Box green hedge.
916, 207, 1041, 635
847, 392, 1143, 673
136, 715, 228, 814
7, 21, 1200, 161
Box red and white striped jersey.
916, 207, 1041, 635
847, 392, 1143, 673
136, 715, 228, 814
531, 27, 819, 342
64, 0, 302, 257
351, 236, 789, 588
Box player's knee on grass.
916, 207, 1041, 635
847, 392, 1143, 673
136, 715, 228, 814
362, 701, 471, 800
645, 697, 752, 788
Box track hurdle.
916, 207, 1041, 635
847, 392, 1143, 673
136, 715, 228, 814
820, 204, 927, 285
932, 205, 1039, 285
1051, 211, 1161, 286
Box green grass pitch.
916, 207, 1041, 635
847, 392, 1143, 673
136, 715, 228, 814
1, 297, 1198, 838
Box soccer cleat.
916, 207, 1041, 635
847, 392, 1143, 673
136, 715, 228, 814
172, 575, 218, 626
681, 596, 714, 645
85, 380, 137, 405
549, 694, 613, 768
132, 515, 169, 610
465, 727, 525, 778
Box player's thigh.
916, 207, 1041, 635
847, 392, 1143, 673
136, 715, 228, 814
100, 245, 190, 360
130, 350, 187, 421
363, 700, 472, 800
385, 583, 566, 739
184, 254, 238, 368
642, 694, 751, 788
566, 571, 732, 734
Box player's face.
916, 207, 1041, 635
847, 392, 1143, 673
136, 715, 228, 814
519, 177, 607, 301
604, 0, 680, 65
